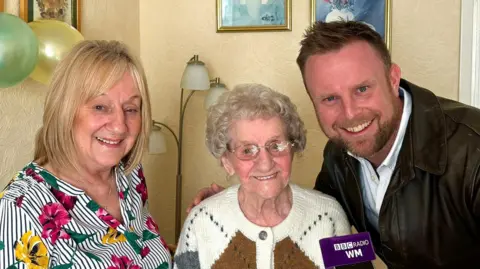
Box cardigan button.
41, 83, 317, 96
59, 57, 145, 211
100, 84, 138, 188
259, 231, 267, 240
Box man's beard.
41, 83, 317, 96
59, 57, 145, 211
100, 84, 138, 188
328, 101, 402, 158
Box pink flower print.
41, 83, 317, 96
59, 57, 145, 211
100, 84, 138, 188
39, 202, 71, 244
138, 167, 145, 180
135, 177, 148, 206
119, 190, 125, 200
108, 255, 142, 269
146, 216, 159, 234
15, 195, 24, 208
96, 208, 121, 229
25, 168, 44, 183
51, 188, 77, 211
140, 246, 150, 258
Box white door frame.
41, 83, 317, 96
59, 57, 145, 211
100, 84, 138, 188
459, 0, 480, 107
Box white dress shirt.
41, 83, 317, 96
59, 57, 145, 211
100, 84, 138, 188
348, 88, 412, 230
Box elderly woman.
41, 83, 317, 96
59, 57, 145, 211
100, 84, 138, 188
0, 41, 171, 268
174, 84, 353, 269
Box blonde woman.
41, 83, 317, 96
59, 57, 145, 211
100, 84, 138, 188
0, 40, 171, 268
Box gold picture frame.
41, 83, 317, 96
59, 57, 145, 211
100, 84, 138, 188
216, 0, 292, 32
311, 0, 391, 51
20, 0, 81, 32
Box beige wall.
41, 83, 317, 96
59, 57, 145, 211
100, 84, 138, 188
0, 1, 461, 258
392, 1, 460, 100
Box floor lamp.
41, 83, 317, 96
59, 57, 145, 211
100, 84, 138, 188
149, 55, 228, 243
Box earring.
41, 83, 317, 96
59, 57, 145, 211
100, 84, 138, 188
225, 172, 235, 181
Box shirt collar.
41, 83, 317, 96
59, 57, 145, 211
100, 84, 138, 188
30, 162, 125, 197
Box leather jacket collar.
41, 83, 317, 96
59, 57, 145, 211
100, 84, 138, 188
401, 79, 447, 176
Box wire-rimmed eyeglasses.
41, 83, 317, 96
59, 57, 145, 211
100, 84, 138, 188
227, 140, 295, 161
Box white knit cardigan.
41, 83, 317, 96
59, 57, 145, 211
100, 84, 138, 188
174, 183, 352, 269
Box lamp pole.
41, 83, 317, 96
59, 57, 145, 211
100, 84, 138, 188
152, 119, 183, 242
152, 54, 212, 243
174, 88, 196, 241
152, 86, 196, 242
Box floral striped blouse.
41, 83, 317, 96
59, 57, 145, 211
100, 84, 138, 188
0, 162, 171, 269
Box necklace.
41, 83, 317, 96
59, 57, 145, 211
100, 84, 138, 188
103, 173, 116, 211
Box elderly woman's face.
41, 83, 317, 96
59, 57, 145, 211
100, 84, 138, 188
221, 116, 292, 200
73, 72, 142, 172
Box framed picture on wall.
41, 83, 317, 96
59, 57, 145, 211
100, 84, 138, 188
20, 0, 81, 32
216, 0, 292, 32
311, 0, 391, 50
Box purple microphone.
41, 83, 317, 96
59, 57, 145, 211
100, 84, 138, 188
319, 232, 375, 268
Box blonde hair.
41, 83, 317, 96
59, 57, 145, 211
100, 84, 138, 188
206, 83, 306, 158
34, 40, 152, 175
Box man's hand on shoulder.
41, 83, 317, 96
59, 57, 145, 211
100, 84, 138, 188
186, 183, 225, 214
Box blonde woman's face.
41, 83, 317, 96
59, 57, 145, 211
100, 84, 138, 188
73, 72, 142, 172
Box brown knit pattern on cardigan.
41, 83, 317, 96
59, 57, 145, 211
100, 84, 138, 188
212, 232, 317, 269
212, 232, 256, 269
274, 237, 316, 269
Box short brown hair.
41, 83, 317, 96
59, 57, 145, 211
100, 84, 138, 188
34, 40, 152, 175
296, 20, 391, 78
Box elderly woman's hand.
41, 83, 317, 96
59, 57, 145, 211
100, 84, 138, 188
186, 183, 225, 213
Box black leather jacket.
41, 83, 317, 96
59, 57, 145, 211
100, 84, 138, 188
315, 79, 480, 268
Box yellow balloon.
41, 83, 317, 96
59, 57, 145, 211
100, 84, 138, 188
28, 20, 84, 85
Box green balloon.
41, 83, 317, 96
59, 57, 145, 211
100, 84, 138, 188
0, 13, 39, 88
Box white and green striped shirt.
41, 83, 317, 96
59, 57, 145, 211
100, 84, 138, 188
0, 162, 171, 269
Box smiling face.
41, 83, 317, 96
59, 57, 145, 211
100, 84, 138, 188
73, 72, 142, 173
304, 41, 402, 158
221, 117, 293, 200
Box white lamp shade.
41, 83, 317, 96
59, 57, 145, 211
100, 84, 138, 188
204, 83, 228, 109
148, 130, 167, 154
180, 63, 210, 90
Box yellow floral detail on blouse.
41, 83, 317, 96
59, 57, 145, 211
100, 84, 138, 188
102, 227, 127, 244
14, 230, 49, 269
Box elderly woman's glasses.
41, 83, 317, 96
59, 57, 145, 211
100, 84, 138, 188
227, 140, 294, 161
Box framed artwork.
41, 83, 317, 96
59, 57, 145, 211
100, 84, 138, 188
20, 0, 81, 32
216, 0, 292, 32
311, 0, 391, 50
